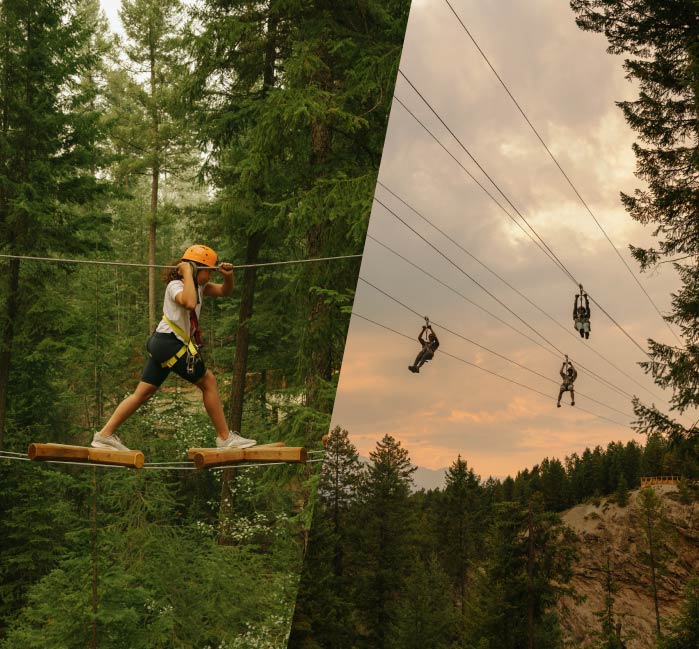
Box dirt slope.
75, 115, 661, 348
558, 485, 699, 648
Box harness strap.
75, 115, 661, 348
159, 315, 198, 368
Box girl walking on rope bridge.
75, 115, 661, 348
92, 244, 256, 451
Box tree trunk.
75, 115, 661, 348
0, 257, 20, 450
527, 503, 535, 649
148, 39, 159, 331
218, 231, 263, 543
90, 467, 99, 649
645, 509, 662, 636
216, 7, 277, 543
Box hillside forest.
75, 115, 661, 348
290, 427, 699, 649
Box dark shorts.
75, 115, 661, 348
141, 332, 206, 387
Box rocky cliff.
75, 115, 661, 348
558, 485, 699, 648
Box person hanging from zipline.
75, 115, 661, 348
91, 244, 256, 452
573, 284, 591, 339
408, 318, 439, 373
557, 355, 577, 407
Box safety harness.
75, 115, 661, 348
158, 277, 203, 374
159, 315, 199, 370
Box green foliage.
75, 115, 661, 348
658, 574, 699, 649
570, 0, 699, 463
615, 475, 629, 507
390, 556, 457, 649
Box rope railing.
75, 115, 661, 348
0, 252, 361, 270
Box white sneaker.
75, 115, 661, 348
91, 432, 130, 451
216, 431, 256, 449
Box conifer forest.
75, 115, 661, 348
2, 1, 699, 649
0, 0, 410, 646
289, 1, 699, 649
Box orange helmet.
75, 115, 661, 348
182, 244, 218, 268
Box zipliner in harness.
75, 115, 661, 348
573, 284, 591, 339
409, 317, 440, 373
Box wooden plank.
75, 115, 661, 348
28, 443, 144, 469
190, 445, 307, 469
28, 443, 90, 462
87, 448, 144, 469
186, 441, 285, 461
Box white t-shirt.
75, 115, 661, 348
155, 280, 203, 343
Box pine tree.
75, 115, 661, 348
615, 475, 629, 507
115, 0, 190, 330
571, 0, 699, 464
0, 0, 107, 448
658, 574, 699, 649
390, 555, 457, 649
440, 455, 481, 616
289, 426, 363, 649
465, 496, 575, 649
354, 434, 417, 649
591, 554, 627, 649
635, 487, 673, 637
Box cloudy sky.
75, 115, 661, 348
330, 0, 692, 479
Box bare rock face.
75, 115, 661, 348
558, 485, 699, 648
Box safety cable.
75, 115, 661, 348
0, 252, 361, 270
442, 0, 682, 346
358, 276, 632, 418
392, 95, 565, 276
352, 312, 631, 430
392, 84, 656, 362
0, 451, 324, 471
374, 193, 665, 406
365, 235, 633, 401
374, 183, 666, 403
398, 70, 578, 286
374, 196, 562, 356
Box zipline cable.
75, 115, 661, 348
374, 183, 665, 403
442, 0, 682, 346
374, 194, 665, 405
352, 312, 631, 430
392, 84, 655, 362
391, 95, 565, 276
359, 276, 633, 418
365, 235, 633, 401
374, 196, 563, 356
0, 252, 361, 271
398, 71, 578, 286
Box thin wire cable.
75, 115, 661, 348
0, 252, 361, 271
366, 234, 633, 401
374, 196, 562, 355
0, 453, 322, 470
374, 194, 664, 405
392, 95, 565, 275
352, 312, 630, 429
392, 85, 654, 361
398, 72, 577, 284
374, 183, 666, 403
359, 276, 632, 418
0, 456, 125, 469
442, 0, 681, 346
